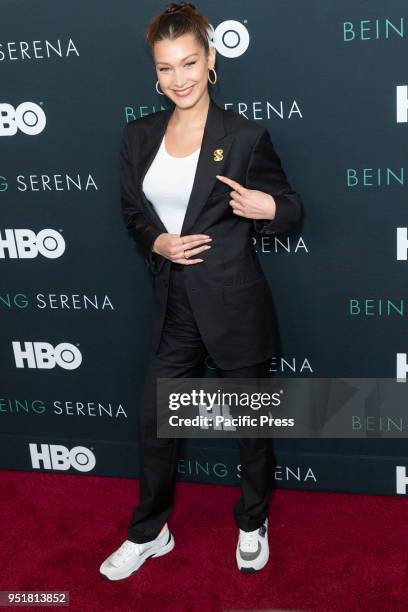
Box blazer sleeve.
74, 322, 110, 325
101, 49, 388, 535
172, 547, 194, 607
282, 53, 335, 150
119, 123, 164, 271
245, 127, 303, 235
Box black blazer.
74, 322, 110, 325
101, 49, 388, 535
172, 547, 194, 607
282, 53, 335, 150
120, 96, 303, 370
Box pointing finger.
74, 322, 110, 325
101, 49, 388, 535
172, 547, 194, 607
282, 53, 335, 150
216, 175, 247, 196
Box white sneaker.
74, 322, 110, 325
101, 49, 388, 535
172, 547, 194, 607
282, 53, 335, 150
236, 517, 269, 572
99, 523, 175, 581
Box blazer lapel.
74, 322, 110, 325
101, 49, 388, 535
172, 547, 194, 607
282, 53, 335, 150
138, 97, 234, 237
137, 107, 173, 234
180, 98, 234, 236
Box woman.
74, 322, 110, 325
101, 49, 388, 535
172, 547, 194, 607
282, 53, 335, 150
100, 1, 303, 580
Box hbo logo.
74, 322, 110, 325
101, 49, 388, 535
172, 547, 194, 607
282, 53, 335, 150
0, 229, 65, 259
212, 20, 250, 58
13, 341, 82, 370
0, 102, 46, 135
29, 444, 96, 472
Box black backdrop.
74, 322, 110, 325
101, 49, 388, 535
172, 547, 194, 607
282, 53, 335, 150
1, 0, 408, 495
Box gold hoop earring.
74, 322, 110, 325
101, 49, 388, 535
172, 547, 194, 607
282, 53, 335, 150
156, 80, 165, 95
208, 67, 217, 85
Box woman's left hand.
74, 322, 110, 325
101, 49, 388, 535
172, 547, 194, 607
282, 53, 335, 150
215, 174, 276, 221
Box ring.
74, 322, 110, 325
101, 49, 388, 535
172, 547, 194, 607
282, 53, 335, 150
184, 250, 189, 259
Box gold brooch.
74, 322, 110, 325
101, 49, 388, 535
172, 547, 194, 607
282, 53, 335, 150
213, 148, 223, 161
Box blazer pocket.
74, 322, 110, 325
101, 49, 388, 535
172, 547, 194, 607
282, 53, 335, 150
222, 277, 266, 306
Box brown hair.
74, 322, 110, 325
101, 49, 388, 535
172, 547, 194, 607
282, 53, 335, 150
145, 2, 212, 56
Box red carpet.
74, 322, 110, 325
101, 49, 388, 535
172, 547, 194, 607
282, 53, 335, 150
1, 469, 407, 612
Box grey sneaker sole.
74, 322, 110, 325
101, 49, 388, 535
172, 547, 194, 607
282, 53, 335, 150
100, 532, 175, 581
238, 559, 268, 573
237, 554, 269, 573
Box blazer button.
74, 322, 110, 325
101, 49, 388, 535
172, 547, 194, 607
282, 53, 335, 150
163, 280, 169, 286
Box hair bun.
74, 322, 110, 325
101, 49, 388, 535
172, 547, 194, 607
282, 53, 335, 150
164, 2, 196, 14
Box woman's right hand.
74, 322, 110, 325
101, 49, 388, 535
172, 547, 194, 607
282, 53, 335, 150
152, 233, 212, 265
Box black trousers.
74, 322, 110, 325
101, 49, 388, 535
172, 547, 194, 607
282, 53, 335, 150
127, 262, 274, 544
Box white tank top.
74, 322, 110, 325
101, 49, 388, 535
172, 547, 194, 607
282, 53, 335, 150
142, 134, 201, 235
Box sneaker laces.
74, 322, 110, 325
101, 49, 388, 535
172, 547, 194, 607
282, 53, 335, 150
239, 528, 259, 553
111, 540, 142, 566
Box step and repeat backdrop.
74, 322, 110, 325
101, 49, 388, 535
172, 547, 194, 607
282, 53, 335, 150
1, 0, 408, 495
